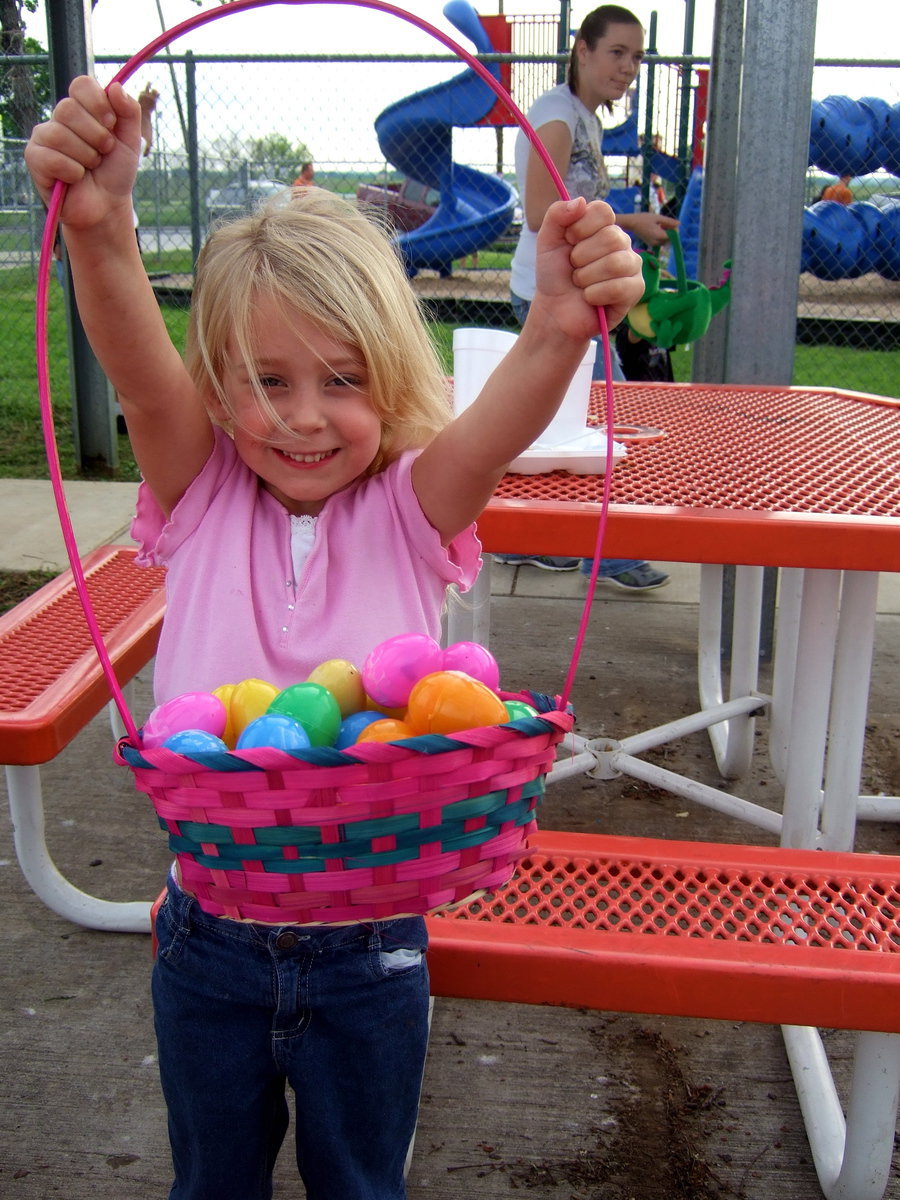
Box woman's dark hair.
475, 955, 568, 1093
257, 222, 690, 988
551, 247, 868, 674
568, 5, 643, 107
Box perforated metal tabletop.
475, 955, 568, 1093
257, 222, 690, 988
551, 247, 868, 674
479, 383, 900, 570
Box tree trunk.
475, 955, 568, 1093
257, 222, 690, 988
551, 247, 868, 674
1, 0, 40, 138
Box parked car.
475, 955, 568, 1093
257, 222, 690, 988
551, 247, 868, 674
357, 177, 522, 245
205, 178, 287, 225
356, 177, 439, 233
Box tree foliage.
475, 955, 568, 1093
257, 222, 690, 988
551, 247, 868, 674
247, 131, 313, 178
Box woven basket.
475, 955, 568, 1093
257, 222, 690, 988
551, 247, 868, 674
116, 700, 573, 923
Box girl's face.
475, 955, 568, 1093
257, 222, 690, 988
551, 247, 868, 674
220, 295, 382, 516
576, 21, 644, 109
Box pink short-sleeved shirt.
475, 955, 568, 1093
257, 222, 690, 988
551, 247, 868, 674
133, 429, 482, 703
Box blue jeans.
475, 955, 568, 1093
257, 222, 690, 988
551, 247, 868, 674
153, 875, 431, 1200
511, 292, 638, 577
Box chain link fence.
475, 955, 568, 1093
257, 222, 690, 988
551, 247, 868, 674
1, 44, 898, 476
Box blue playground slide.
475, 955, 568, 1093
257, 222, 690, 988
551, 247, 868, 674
373, 0, 517, 275
374, 0, 677, 275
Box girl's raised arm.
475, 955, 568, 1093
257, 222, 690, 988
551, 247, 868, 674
412, 198, 642, 544
26, 77, 213, 515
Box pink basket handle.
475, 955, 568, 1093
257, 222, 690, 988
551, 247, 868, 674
36, 0, 616, 730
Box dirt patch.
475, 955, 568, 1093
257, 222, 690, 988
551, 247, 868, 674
501, 1018, 739, 1200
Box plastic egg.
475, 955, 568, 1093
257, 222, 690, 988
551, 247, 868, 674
141, 691, 226, 749
236, 713, 311, 751
268, 682, 341, 747
364, 695, 408, 721
361, 633, 443, 709
229, 678, 280, 737
504, 699, 540, 721
211, 683, 238, 747
406, 671, 509, 736
335, 709, 389, 750
162, 729, 229, 754
355, 718, 418, 744
441, 641, 501, 691
307, 658, 366, 717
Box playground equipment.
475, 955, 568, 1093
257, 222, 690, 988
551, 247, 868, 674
810, 94, 900, 178
372, 0, 517, 275
676, 94, 900, 283
373, 0, 679, 276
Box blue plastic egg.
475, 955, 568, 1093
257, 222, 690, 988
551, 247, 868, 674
334, 709, 388, 749
236, 713, 312, 751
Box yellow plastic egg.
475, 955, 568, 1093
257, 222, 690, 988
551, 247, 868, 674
229, 678, 280, 738
307, 658, 366, 718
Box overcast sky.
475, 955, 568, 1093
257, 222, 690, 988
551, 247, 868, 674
21, 0, 899, 64
20, 1, 899, 171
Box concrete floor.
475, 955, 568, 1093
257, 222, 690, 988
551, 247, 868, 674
1, 479, 899, 1199
2, 552, 899, 1199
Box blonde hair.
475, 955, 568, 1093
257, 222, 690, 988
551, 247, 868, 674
185, 187, 451, 476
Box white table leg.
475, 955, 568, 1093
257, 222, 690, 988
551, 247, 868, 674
769, 567, 804, 786
783, 1024, 900, 1200
446, 557, 492, 647
698, 564, 764, 779
5, 763, 151, 933
780, 570, 842, 848
820, 571, 879, 852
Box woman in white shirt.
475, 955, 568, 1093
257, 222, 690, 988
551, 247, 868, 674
499, 5, 676, 590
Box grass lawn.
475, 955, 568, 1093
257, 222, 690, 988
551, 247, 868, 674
0, 568, 56, 615
2, 260, 897, 484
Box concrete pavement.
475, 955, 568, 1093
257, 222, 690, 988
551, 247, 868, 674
1, 477, 899, 1199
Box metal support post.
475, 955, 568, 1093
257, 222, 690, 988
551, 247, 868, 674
723, 0, 817, 384
45, 0, 118, 471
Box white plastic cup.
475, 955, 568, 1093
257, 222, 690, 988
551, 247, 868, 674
451, 328, 518, 416
452, 327, 594, 447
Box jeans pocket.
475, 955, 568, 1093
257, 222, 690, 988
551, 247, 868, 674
378, 946, 424, 974
154, 896, 191, 965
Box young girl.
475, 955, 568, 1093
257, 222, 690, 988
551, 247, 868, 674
26, 75, 643, 1200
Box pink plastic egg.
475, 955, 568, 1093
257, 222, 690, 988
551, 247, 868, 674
361, 633, 443, 709
141, 692, 226, 749
441, 641, 501, 691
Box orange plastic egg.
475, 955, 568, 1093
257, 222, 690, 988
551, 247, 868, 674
406, 670, 508, 736
355, 718, 418, 743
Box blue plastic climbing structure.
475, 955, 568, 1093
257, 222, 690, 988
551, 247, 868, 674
677, 95, 900, 281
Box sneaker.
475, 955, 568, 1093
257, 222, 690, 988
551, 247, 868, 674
493, 554, 581, 572
593, 563, 670, 592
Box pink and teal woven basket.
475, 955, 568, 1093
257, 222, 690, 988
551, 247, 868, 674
37, 0, 606, 927
116, 697, 572, 923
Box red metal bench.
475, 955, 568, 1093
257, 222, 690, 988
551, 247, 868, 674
424, 829, 900, 1200
1, 544, 166, 930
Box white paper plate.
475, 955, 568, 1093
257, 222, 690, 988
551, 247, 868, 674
508, 427, 628, 475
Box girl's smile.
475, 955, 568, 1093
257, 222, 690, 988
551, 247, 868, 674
220, 297, 382, 515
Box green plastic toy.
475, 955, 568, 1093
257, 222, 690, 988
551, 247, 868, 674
626, 228, 731, 350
